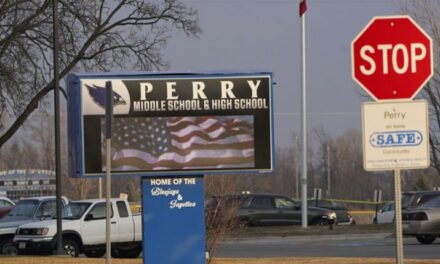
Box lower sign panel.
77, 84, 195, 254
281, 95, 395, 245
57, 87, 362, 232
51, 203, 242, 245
142, 176, 206, 264
362, 100, 430, 171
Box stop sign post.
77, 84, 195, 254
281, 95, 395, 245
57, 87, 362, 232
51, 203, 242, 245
352, 15, 433, 101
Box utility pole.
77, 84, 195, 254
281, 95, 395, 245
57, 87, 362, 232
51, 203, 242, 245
52, 0, 63, 254
295, 136, 299, 200
95, 0, 103, 199
327, 144, 330, 197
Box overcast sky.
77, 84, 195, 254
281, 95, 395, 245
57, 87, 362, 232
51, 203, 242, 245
164, 0, 400, 147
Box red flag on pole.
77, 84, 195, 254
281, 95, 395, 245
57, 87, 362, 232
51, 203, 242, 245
299, 0, 307, 16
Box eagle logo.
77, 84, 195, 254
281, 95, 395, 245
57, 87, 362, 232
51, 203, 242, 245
85, 84, 126, 109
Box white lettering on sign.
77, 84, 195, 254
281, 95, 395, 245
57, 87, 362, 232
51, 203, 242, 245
170, 200, 197, 209
150, 178, 171, 185
184, 178, 196, 184
360, 43, 426, 75
151, 187, 180, 197
192, 82, 207, 99
166, 82, 178, 100
247, 80, 261, 98
139, 80, 263, 100
169, 194, 197, 209
221, 81, 236, 99
139, 83, 153, 100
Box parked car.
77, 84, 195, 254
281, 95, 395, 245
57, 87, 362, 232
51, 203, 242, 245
206, 193, 336, 228
0, 197, 15, 219
308, 199, 354, 225
0, 196, 68, 255
14, 198, 142, 258
402, 196, 440, 244
371, 191, 440, 225
373, 201, 394, 224
0, 197, 14, 207
402, 190, 440, 209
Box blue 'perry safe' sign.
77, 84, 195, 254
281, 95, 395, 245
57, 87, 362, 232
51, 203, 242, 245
142, 176, 205, 264
67, 72, 274, 177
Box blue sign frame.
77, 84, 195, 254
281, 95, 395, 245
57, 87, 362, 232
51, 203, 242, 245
67, 71, 274, 177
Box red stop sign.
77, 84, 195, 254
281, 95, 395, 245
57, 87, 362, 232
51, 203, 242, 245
352, 16, 433, 101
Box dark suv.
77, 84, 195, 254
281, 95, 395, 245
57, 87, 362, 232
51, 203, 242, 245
206, 193, 336, 227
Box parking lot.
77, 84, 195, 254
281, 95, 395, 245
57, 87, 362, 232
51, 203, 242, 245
213, 224, 440, 261
0, 223, 438, 263
218, 233, 440, 259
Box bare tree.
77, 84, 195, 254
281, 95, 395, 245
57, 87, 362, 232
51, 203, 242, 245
30, 111, 55, 169
204, 175, 241, 263
0, 0, 200, 148
0, 138, 42, 170
312, 128, 391, 202
400, 1, 440, 175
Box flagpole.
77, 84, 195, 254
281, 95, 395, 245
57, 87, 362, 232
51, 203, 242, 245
300, 0, 308, 229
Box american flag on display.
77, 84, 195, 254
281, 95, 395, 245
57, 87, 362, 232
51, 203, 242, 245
103, 116, 255, 170
299, 0, 307, 16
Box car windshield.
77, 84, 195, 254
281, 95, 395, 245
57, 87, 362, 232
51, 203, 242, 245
420, 197, 440, 208
6, 199, 39, 218
402, 193, 414, 208
62, 202, 92, 220
332, 202, 346, 209
224, 196, 251, 208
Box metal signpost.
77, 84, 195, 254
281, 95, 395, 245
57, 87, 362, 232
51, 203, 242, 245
105, 81, 113, 264
352, 16, 433, 264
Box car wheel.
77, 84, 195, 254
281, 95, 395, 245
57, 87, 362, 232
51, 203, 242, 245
63, 238, 79, 257
84, 249, 105, 258
111, 248, 121, 258
0, 238, 17, 255
311, 218, 328, 226
229, 218, 251, 229
237, 222, 248, 229
117, 246, 142, 258
416, 235, 436, 244
372, 217, 378, 224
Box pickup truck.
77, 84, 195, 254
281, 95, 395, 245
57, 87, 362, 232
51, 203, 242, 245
14, 198, 142, 258
0, 196, 68, 255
